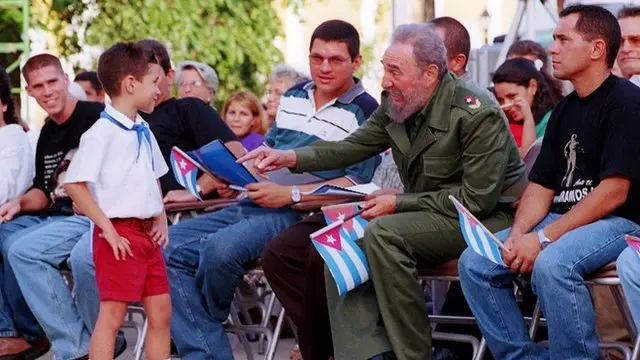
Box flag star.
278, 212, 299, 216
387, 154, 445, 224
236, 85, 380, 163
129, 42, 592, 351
326, 234, 336, 244
179, 159, 187, 170
337, 213, 346, 222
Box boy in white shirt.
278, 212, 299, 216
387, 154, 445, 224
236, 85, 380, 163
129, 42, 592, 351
63, 42, 171, 360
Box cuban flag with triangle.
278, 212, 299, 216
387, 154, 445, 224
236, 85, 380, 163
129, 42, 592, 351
170, 147, 202, 200
310, 202, 370, 295
450, 195, 506, 266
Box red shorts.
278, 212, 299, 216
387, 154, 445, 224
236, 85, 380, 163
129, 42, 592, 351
93, 218, 169, 302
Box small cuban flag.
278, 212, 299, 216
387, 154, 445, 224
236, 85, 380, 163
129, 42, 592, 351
170, 147, 202, 201
449, 195, 506, 266
310, 202, 370, 296
625, 235, 640, 259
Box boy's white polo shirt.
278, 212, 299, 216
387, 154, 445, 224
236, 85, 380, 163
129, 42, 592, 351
63, 105, 168, 219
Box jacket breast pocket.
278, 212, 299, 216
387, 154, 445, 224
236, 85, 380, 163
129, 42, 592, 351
422, 154, 461, 180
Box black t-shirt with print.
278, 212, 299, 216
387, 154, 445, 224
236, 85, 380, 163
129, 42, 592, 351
530, 75, 640, 223
141, 97, 237, 194
32, 101, 104, 215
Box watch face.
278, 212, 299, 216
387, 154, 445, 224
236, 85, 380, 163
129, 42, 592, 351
292, 188, 301, 202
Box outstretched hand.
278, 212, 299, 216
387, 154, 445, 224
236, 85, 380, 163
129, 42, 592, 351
236, 146, 297, 178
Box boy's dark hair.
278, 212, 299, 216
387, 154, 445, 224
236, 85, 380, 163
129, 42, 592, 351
22, 54, 64, 84
309, 20, 360, 60
618, 6, 640, 20
137, 39, 172, 75
429, 16, 471, 67
97, 42, 158, 97
493, 58, 563, 125
0, 67, 16, 125
507, 40, 549, 69
74, 71, 103, 93
559, 4, 621, 68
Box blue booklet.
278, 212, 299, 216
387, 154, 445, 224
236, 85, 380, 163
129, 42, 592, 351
173, 140, 258, 189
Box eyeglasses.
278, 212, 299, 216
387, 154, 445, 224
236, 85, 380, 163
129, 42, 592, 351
309, 54, 350, 67
177, 80, 205, 88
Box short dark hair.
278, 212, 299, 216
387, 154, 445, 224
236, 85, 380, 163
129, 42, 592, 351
493, 58, 563, 125
74, 71, 103, 93
0, 67, 16, 125
97, 42, 158, 97
618, 6, 640, 20
309, 20, 360, 60
507, 40, 548, 70
22, 54, 64, 84
559, 4, 621, 68
429, 16, 471, 67
137, 39, 172, 74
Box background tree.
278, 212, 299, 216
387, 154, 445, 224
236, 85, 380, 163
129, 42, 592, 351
35, 0, 285, 107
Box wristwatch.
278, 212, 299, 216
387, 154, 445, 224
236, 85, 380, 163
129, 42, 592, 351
537, 229, 551, 248
291, 186, 301, 203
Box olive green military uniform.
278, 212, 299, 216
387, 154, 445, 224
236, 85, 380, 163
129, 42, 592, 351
293, 73, 526, 360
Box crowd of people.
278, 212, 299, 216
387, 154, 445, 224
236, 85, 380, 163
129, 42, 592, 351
0, 3, 639, 360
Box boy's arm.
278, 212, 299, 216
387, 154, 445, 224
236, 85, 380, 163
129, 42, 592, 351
64, 182, 132, 259
150, 181, 169, 247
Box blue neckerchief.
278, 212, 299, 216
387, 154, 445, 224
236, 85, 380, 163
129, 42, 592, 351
101, 110, 155, 170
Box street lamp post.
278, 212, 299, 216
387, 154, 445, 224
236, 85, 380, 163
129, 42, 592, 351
479, 8, 492, 45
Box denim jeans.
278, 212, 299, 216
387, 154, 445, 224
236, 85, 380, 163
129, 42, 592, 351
0, 214, 64, 341
7, 215, 92, 360
617, 246, 640, 329
458, 214, 640, 360
165, 200, 301, 360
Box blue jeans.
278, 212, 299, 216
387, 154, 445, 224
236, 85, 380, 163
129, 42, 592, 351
0, 214, 63, 340
7, 215, 92, 360
618, 246, 640, 329
458, 214, 640, 360
166, 200, 301, 360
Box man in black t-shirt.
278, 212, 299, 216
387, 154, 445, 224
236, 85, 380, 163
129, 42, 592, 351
0, 54, 104, 359
459, 5, 640, 359
136, 39, 242, 200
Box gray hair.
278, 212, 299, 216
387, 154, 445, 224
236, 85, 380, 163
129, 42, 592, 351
391, 23, 448, 79
269, 64, 308, 84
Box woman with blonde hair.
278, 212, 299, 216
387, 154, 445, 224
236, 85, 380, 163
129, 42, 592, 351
222, 91, 268, 151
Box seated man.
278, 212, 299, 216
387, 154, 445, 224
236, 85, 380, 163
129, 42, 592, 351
74, 71, 106, 103
458, 5, 640, 359
262, 17, 478, 360
240, 23, 525, 360
0, 54, 104, 359
165, 20, 380, 359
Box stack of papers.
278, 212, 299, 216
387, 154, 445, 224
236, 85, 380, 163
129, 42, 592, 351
303, 183, 380, 200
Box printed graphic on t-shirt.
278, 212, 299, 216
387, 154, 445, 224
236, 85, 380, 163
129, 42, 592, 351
48, 149, 77, 203
553, 134, 594, 207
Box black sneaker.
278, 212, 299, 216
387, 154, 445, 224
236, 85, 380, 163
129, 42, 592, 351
114, 335, 127, 358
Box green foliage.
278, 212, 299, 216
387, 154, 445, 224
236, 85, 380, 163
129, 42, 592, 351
41, 0, 285, 107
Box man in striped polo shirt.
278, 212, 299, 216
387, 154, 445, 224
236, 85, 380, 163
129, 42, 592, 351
164, 19, 380, 360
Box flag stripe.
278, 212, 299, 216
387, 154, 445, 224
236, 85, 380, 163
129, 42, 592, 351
341, 237, 369, 283
313, 241, 353, 295
459, 214, 487, 258
335, 243, 363, 285
476, 225, 503, 265
352, 216, 366, 239
474, 225, 499, 264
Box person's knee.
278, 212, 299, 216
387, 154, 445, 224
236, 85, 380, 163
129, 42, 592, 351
618, 247, 638, 284
6, 236, 29, 266
458, 248, 488, 281
362, 216, 399, 253
98, 302, 129, 330
531, 249, 563, 287
145, 296, 172, 330
68, 238, 93, 273
200, 240, 236, 276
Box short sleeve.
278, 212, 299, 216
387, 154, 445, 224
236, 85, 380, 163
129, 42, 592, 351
62, 130, 107, 185
183, 99, 237, 146
150, 132, 169, 179
599, 104, 640, 181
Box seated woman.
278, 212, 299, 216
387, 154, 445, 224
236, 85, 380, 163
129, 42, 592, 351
0, 66, 34, 208
493, 58, 563, 157
222, 91, 268, 152
266, 64, 308, 128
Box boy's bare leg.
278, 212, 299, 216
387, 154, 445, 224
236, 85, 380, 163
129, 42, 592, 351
90, 301, 129, 360
142, 293, 172, 360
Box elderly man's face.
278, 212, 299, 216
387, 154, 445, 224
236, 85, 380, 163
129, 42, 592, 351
177, 68, 215, 104
618, 16, 640, 78
381, 42, 439, 123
